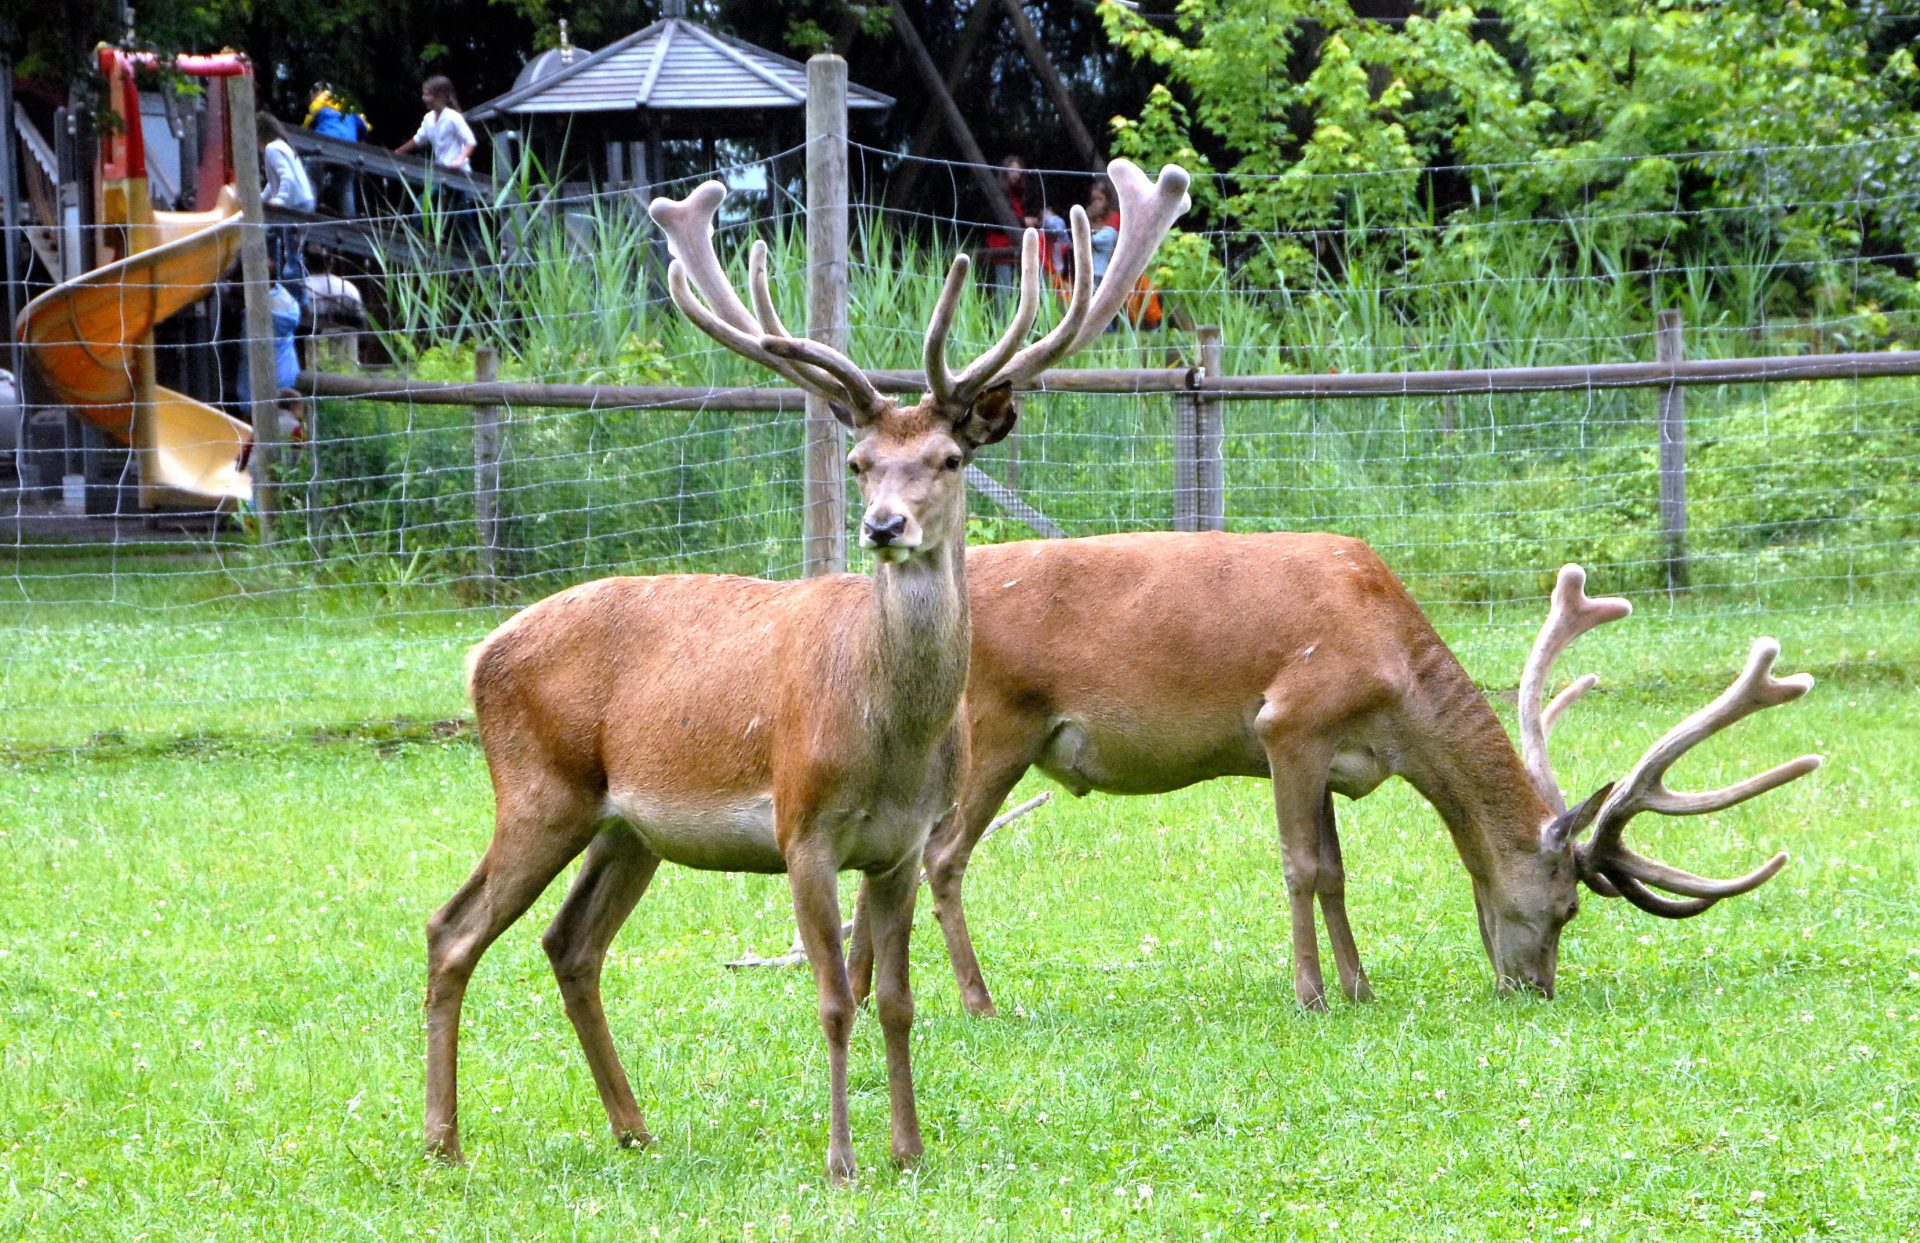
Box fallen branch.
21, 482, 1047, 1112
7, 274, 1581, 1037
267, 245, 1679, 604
723, 791, 1053, 969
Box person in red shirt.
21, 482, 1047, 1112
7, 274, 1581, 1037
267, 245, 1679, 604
983, 155, 1039, 291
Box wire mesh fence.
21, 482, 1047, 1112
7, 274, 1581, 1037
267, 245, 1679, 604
4, 138, 1916, 752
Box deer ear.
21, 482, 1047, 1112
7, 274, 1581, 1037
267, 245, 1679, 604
829, 401, 857, 430
1543, 782, 1613, 852
952, 382, 1019, 449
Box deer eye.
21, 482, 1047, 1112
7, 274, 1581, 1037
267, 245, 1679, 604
942, 454, 963, 471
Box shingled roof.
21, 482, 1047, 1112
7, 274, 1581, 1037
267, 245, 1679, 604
470, 18, 894, 122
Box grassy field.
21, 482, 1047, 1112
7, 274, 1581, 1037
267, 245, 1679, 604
2, 589, 1917, 1239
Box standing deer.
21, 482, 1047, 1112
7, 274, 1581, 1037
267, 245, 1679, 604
421, 162, 1191, 1181
843, 533, 1820, 1014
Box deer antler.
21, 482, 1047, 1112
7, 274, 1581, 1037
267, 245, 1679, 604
648, 182, 887, 421
923, 158, 1192, 412
1578, 638, 1822, 918
1518, 564, 1632, 814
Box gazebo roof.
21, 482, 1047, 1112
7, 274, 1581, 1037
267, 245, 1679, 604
471, 18, 894, 122
511, 45, 595, 92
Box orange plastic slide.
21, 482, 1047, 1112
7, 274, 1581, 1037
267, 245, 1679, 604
15, 188, 254, 502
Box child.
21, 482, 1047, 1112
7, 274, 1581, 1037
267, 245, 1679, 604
258, 112, 316, 213
396, 75, 476, 176
302, 85, 371, 214
1084, 177, 1119, 280
303, 83, 371, 144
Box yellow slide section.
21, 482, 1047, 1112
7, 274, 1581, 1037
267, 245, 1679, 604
15, 189, 254, 502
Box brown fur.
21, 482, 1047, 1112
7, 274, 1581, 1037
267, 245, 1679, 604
423, 390, 1013, 1183
434, 158, 1183, 1180
845, 531, 1574, 1015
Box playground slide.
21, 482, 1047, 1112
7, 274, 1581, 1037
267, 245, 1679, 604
15, 188, 254, 502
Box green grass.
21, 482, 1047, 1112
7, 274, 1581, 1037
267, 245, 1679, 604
1, 544, 1910, 754
3, 605, 1916, 1238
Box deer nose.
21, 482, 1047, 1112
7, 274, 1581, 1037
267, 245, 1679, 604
863, 512, 908, 546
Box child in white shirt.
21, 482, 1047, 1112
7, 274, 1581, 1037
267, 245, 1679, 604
396, 76, 476, 175
257, 112, 316, 212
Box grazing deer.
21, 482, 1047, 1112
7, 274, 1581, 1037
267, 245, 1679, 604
421, 162, 1191, 1181
844, 533, 1819, 1014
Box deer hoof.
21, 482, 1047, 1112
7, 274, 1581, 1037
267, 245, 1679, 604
826, 1151, 857, 1187
615, 1127, 653, 1150
424, 1135, 466, 1166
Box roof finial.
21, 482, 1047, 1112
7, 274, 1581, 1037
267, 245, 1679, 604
663, 0, 687, 18
558, 18, 574, 63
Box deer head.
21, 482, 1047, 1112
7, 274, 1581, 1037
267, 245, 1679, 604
647, 160, 1191, 563
1482, 565, 1822, 995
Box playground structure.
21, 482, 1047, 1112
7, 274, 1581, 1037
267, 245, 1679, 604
11, 47, 255, 507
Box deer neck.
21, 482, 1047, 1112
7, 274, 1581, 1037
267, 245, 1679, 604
862, 517, 970, 744
1397, 653, 1555, 882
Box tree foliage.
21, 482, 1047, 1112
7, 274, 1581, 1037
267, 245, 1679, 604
10, 1, 1158, 230
1101, 0, 1920, 308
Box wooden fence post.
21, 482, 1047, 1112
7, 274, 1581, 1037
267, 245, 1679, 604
804, 55, 849, 577
1196, 324, 1225, 531
472, 346, 502, 598
1174, 325, 1225, 532
227, 70, 278, 542
301, 335, 324, 554
1656, 309, 1689, 591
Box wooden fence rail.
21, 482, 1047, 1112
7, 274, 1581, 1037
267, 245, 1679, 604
300, 346, 1920, 410
298, 332, 1920, 587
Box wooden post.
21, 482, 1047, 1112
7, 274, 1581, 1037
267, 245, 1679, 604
997, 0, 1102, 171
1655, 309, 1688, 591
227, 70, 278, 542
804, 55, 849, 577
0, 31, 24, 390
890, 0, 998, 207
300, 334, 324, 554
1174, 325, 1225, 532
472, 346, 502, 597
1196, 324, 1225, 531
886, 0, 1025, 234
54, 106, 84, 279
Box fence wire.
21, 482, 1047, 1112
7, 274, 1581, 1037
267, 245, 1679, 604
3, 138, 1916, 752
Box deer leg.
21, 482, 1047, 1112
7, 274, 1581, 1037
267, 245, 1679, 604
863, 853, 925, 1168
541, 823, 662, 1148
424, 779, 600, 1163
846, 881, 874, 1007
1258, 729, 1339, 1012
788, 842, 858, 1186
1314, 792, 1373, 1002
925, 756, 1029, 1017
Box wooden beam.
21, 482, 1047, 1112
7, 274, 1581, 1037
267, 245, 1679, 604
997, 0, 1102, 170
472, 346, 503, 596
891, 0, 999, 206
300, 346, 1920, 408
281, 128, 484, 198
887, 0, 1025, 233
228, 70, 278, 537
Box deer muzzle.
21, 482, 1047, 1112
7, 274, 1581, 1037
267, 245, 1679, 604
861, 509, 919, 561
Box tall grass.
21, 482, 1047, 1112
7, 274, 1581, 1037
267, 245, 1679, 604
291, 169, 1919, 605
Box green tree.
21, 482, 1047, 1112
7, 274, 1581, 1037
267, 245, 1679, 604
1101, 0, 1920, 310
